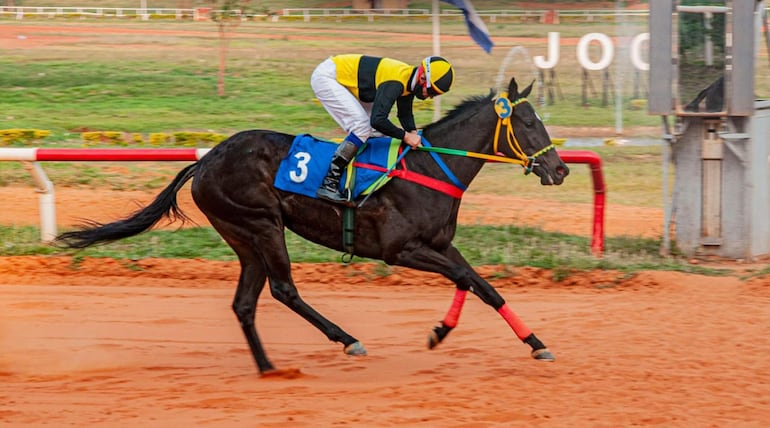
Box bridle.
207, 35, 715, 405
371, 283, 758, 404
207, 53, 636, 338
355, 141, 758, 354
491, 92, 556, 175
414, 92, 555, 174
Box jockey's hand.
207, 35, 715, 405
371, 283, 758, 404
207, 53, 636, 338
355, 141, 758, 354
403, 131, 422, 148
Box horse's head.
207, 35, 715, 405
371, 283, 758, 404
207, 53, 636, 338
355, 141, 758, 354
497, 77, 569, 185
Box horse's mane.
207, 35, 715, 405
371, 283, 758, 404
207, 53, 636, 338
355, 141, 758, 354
423, 90, 495, 133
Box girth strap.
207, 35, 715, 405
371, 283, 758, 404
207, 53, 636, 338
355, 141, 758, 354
342, 207, 355, 263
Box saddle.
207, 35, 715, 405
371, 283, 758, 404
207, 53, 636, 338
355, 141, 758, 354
274, 134, 402, 201
274, 133, 469, 260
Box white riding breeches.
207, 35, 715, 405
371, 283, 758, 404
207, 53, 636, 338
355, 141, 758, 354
310, 58, 379, 143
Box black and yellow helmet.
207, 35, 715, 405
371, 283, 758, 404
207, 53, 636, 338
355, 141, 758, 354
422, 56, 454, 95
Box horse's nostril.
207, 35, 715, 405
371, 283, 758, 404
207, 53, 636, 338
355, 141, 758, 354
556, 165, 569, 177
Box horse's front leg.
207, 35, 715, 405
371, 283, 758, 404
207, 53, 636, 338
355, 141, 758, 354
428, 287, 467, 349
465, 270, 555, 361
398, 245, 554, 361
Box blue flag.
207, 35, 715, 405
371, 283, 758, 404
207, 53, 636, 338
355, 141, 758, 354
441, 0, 494, 53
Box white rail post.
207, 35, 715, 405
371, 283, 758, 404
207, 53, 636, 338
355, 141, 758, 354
23, 161, 57, 243
432, 0, 441, 122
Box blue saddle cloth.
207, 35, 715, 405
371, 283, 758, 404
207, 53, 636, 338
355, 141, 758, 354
274, 134, 401, 200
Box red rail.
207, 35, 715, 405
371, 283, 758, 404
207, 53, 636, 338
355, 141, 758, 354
0, 148, 209, 162
558, 150, 605, 256
35, 148, 204, 161
1, 148, 605, 255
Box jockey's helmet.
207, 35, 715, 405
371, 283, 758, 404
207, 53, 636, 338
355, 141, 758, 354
421, 56, 454, 96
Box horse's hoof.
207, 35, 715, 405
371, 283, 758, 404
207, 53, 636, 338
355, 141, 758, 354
427, 331, 440, 349
428, 324, 451, 349
531, 348, 555, 362
344, 341, 367, 356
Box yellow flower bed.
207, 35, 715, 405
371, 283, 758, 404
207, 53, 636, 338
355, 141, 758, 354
172, 131, 229, 147
81, 131, 127, 146
81, 131, 228, 147
0, 129, 229, 147
0, 129, 51, 146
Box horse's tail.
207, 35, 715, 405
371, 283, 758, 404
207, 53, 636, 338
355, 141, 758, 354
55, 163, 198, 249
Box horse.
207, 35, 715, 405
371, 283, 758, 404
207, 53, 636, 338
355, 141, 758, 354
684, 75, 724, 113
56, 76, 570, 376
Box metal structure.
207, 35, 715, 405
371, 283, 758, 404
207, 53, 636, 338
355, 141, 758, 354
650, 1, 770, 259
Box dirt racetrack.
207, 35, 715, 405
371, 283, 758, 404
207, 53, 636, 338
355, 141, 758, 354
1, 16, 769, 427
1, 185, 770, 427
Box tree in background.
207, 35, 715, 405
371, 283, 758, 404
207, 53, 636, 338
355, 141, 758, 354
206, 0, 255, 96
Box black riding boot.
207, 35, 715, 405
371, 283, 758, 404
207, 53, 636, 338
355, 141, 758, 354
317, 139, 358, 204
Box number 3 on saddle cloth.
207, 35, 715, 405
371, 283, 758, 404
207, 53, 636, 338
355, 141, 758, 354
274, 134, 402, 202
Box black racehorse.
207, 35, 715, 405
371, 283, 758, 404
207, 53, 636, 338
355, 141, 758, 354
56, 77, 570, 376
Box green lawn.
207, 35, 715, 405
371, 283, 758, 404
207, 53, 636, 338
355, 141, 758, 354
0, 15, 659, 141
0, 10, 706, 273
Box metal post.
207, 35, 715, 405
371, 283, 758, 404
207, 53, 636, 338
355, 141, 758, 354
432, 0, 441, 122
704, 12, 713, 67
23, 162, 57, 243
660, 116, 673, 256
648, 0, 674, 115
700, 121, 723, 245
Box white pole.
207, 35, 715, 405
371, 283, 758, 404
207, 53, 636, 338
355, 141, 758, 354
704, 12, 713, 67
757, 0, 767, 64
432, 0, 441, 122
24, 162, 57, 242
660, 117, 672, 256
614, 0, 625, 136
432, 0, 440, 58
39, 193, 57, 243
140, 0, 148, 20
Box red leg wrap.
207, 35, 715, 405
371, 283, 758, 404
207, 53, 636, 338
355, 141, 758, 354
442, 289, 467, 328
497, 304, 532, 340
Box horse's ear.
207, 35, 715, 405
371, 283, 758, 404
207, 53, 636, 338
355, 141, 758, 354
507, 77, 519, 98
520, 80, 535, 98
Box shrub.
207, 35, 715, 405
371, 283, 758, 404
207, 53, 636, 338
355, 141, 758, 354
130, 133, 145, 145
172, 131, 228, 147
81, 131, 128, 146
0, 129, 51, 146
148, 133, 171, 146
628, 99, 648, 111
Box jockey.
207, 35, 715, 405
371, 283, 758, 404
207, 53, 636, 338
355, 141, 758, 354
310, 54, 454, 203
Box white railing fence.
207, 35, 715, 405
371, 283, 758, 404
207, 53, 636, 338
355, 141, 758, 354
0, 6, 651, 22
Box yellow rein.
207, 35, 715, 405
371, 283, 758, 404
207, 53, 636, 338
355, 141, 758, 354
492, 94, 555, 174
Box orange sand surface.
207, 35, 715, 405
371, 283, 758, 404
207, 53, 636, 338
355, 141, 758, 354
2, 17, 769, 427
1, 186, 770, 427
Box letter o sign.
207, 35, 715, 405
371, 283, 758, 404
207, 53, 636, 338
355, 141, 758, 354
630, 33, 650, 71
577, 33, 614, 71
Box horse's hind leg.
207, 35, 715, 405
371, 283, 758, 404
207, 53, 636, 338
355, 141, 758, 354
257, 223, 367, 356
231, 259, 275, 374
